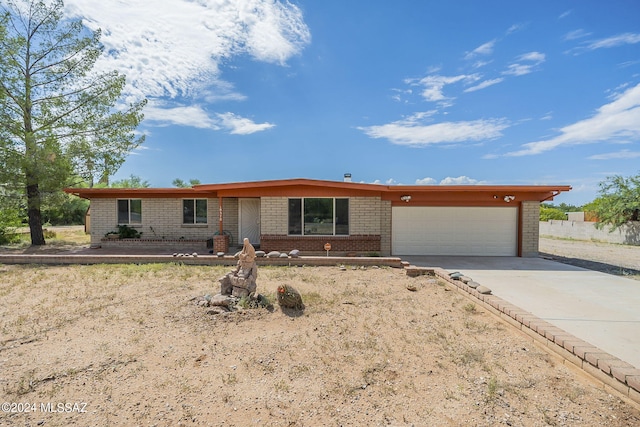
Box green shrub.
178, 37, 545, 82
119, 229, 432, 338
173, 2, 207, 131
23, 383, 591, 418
118, 225, 142, 239
0, 209, 22, 245
540, 206, 567, 221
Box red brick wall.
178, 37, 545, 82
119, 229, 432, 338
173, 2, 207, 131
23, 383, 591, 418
260, 234, 381, 254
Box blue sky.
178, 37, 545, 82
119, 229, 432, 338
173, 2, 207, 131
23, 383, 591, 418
63, 0, 640, 205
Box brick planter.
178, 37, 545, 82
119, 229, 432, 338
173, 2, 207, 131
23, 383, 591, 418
213, 234, 229, 253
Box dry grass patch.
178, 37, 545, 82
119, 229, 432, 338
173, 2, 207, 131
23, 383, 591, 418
0, 263, 639, 426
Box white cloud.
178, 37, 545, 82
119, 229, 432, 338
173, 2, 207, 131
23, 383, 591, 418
216, 112, 275, 135
359, 117, 509, 147
586, 32, 640, 50
439, 176, 485, 185
558, 10, 572, 19
464, 78, 504, 93
464, 39, 496, 60
63, 0, 310, 114
415, 177, 437, 185
506, 24, 525, 34
503, 51, 545, 76
588, 149, 640, 160
407, 74, 480, 102
144, 102, 221, 129
506, 83, 640, 156
143, 102, 274, 134
563, 29, 591, 41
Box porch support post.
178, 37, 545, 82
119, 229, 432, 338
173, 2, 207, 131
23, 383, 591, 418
218, 197, 224, 235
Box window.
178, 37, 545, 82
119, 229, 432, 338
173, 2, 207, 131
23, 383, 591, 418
183, 199, 207, 224
288, 198, 349, 235
117, 199, 142, 224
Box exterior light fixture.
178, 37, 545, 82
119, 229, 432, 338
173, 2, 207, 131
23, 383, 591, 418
400, 195, 412, 202
503, 195, 515, 202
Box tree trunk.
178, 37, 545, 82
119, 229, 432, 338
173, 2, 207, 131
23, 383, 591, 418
26, 182, 45, 246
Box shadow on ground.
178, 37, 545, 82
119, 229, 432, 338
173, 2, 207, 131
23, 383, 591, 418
540, 252, 640, 279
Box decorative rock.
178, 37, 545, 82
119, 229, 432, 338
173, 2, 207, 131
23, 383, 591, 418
219, 238, 259, 298
279, 253, 288, 258
210, 294, 235, 307
476, 285, 492, 295
406, 283, 418, 292
288, 249, 300, 258
267, 251, 281, 258
467, 281, 480, 289
192, 252, 198, 257
449, 272, 463, 280
255, 250, 266, 257
173, 253, 178, 257
217, 252, 225, 257
459, 276, 472, 284
277, 284, 304, 310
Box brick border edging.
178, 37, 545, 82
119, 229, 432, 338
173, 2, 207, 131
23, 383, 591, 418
405, 264, 640, 406
0, 254, 404, 268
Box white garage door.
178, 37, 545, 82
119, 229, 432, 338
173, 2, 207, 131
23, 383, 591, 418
392, 206, 518, 256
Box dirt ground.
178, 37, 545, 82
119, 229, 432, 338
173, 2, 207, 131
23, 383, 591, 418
1, 260, 640, 427
539, 236, 640, 279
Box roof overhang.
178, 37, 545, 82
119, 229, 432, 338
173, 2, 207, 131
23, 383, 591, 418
64, 178, 571, 204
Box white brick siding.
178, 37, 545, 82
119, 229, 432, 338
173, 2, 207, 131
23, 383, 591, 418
521, 201, 540, 257
90, 198, 223, 246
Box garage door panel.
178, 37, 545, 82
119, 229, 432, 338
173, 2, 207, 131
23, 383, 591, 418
392, 207, 517, 256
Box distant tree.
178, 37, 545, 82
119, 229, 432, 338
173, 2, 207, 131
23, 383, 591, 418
0, 0, 146, 245
539, 206, 567, 221
108, 174, 150, 188
172, 178, 201, 188
591, 173, 640, 231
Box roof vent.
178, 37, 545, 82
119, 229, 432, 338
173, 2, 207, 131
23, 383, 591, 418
344, 173, 352, 182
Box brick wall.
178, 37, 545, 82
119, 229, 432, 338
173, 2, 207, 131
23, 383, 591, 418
260, 235, 381, 255
521, 201, 540, 257
92, 197, 233, 248
260, 197, 287, 235
259, 196, 385, 255
380, 200, 392, 256
222, 198, 239, 248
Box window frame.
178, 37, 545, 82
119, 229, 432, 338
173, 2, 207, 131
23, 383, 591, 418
182, 198, 208, 225
117, 199, 142, 225
288, 197, 349, 236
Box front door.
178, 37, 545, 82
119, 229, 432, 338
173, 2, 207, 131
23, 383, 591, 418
239, 198, 261, 246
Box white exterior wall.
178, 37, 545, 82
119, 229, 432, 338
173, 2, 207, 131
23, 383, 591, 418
90, 198, 221, 247
521, 201, 540, 257
540, 220, 640, 245
260, 197, 288, 235
260, 196, 384, 236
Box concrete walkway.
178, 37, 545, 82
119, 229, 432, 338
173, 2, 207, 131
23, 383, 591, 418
402, 256, 640, 369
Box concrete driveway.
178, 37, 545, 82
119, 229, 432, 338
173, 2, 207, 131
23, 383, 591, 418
402, 256, 640, 369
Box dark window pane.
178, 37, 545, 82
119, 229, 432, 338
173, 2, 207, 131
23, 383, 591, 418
288, 199, 302, 235
183, 200, 194, 224
335, 198, 349, 235
304, 198, 333, 235
117, 200, 129, 224
130, 199, 142, 224
195, 199, 207, 224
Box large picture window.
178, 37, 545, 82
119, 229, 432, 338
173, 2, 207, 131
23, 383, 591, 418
288, 198, 349, 235
183, 199, 207, 224
117, 199, 142, 224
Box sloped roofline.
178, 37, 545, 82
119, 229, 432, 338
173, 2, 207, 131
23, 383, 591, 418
65, 177, 571, 202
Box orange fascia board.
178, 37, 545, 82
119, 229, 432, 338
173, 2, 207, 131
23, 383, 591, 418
65, 179, 571, 203
63, 188, 200, 199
